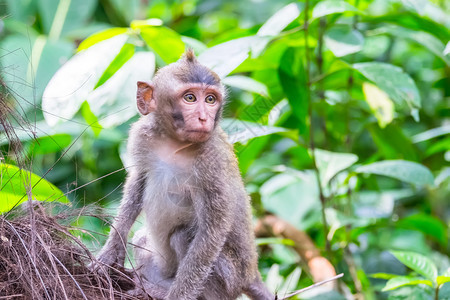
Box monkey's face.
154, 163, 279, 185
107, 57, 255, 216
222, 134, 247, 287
172, 83, 222, 143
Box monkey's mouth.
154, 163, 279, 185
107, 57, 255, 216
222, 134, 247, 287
187, 129, 210, 134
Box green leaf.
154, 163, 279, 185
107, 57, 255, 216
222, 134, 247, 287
27, 134, 72, 155
260, 170, 320, 230
437, 276, 450, 286
278, 47, 308, 135
401, 0, 450, 28
325, 25, 364, 57
382, 276, 433, 291
81, 101, 102, 136
0, 35, 74, 106
390, 251, 438, 283
425, 137, 450, 157
86, 52, 156, 127
368, 124, 419, 161
353, 62, 421, 119
78, 27, 128, 51
130, 18, 163, 29
0, 164, 69, 213
42, 34, 128, 126
398, 214, 447, 247
257, 3, 301, 36
256, 237, 295, 246
362, 82, 394, 128
366, 13, 450, 43
380, 26, 450, 65
181, 36, 207, 54
314, 149, 358, 187
222, 76, 269, 97
5, 0, 37, 23
140, 26, 185, 64
412, 125, 450, 143
198, 36, 264, 78
94, 43, 135, 89
278, 267, 302, 296
444, 42, 450, 55
312, 0, 360, 19
355, 160, 434, 186
370, 273, 398, 280
326, 208, 374, 240
221, 119, 287, 144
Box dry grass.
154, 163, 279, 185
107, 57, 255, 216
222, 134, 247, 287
0, 204, 139, 300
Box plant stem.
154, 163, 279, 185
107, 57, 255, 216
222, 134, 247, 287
304, 0, 330, 255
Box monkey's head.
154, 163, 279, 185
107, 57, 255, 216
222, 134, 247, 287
136, 49, 226, 143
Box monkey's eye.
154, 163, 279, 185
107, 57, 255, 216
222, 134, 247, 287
184, 94, 196, 102
205, 95, 216, 104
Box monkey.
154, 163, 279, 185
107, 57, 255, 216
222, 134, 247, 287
93, 49, 274, 300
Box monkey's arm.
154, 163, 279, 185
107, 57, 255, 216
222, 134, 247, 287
166, 179, 233, 300
95, 170, 146, 268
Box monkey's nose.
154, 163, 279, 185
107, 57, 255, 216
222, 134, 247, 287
198, 114, 207, 122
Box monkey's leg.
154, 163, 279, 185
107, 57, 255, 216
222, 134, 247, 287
243, 275, 274, 300
130, 229, 173, 299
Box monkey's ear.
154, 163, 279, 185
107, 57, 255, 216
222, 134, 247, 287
137, 81, 156, 115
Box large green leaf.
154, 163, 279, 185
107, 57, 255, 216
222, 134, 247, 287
86, 52, 156, 127
0, 164, 69, 213
78, 27, 128, 51
94, 43, 135, 89
437, 276, 450, 286
390, 251, 438, 283
198, 36, 264, 78
278, 47, 308, 135
140, 26, 185, 64
366, 13, 449, 43
401, 0, 450, 28
42, 34, 128, 126
412, 125, 450, 143
314, 149, 358, 187
355, 160, 434, 186
444, 42, 450, 55
257, 2, 301, 37
222, 76, 269, 97
0, 34, 74, 108
37, 0, 97, 39
353, 62, 421, 119
260, 170, 320, 230
325, 25, 364, 57
380, 26, 450, 65
398, 214, 447, 247
368, 124, 419, 161
312, 0, 360, 19
5, 0, 38, 22
26, 134, 72, 155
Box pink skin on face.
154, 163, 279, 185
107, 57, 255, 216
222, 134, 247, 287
173, 83, 222, 143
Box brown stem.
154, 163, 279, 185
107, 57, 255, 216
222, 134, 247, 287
255, 215, 337, 289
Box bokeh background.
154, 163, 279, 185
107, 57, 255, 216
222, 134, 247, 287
0, 0, 449, 299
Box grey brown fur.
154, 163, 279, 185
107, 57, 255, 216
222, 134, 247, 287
94, 49, 273, 300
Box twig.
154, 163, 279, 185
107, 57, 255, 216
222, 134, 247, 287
276, 273, 344, 300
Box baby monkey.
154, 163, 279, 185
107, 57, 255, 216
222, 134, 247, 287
95, 49, 274, 300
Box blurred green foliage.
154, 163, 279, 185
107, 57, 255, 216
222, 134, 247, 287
0, 0, 449, 298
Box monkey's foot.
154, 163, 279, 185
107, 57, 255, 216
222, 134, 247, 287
128, 277, 169, 300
